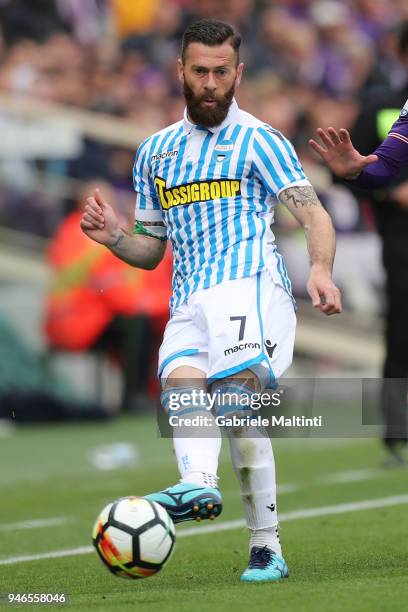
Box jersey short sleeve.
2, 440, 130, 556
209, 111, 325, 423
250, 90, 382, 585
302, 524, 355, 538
252, 125, 311, 198
133, 138, 163, 222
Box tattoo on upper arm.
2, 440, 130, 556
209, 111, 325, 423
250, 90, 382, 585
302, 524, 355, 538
279, 186, 322, 208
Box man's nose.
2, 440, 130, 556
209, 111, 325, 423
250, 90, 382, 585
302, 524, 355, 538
204, 71, 217, 91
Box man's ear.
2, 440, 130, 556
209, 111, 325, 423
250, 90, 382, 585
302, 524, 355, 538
177, 58, 185, 84
235, 62, 244, 88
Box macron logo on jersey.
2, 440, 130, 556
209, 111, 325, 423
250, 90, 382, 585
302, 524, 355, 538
151, 150, 179, 163
154, 176, 241, 210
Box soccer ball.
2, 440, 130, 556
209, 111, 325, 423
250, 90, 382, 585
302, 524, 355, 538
92, 496, 176, 579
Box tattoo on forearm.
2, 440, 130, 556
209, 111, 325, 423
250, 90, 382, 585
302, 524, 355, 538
108, 231, 125, 249
279, 186, 322, 208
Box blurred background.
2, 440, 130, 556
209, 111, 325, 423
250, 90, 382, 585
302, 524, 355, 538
1, 0, 408, 423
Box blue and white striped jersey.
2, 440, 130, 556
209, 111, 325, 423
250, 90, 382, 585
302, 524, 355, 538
133, 99, 311, 313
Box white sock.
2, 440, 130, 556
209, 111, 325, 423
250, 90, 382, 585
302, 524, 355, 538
162, 387, 221, 488
250, 526, 282, 556
180, 471, 219, 488
228, 426, 282, 551
173, 417, 221, 487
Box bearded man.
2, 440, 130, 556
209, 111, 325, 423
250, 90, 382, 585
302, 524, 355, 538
81, 19, 341, 582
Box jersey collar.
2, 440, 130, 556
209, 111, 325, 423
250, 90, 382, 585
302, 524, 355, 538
182, 98, 240, 134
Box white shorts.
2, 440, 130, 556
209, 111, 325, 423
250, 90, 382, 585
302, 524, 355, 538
158, 270, 296, 389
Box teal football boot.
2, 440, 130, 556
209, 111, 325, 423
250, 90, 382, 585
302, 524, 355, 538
144, 482, 222, 524
240, 546, 289, 582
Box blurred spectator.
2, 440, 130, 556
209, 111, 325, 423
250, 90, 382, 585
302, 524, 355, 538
126, 0, 183, 67
187, 0, 229, 21
55, 0, 103, 46
43, 180, 173, 412
0, 0, 407, 121
309, 0, 375, 96
0, 0, 67, 45
109, 0, 159, 39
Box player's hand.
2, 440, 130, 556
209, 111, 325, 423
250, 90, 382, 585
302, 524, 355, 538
309, 127, 378, 180
307, 264, 342, 316
80, 189, 120, 246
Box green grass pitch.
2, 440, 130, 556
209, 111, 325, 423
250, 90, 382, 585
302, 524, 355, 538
0, 416, 407, 611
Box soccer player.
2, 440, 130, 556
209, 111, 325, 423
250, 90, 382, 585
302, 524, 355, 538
309, 104, 408, 463
81, 19, 341, 582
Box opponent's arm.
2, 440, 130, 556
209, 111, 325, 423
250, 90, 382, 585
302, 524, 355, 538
309, 124, 408, 189
278, 185, 342, 315
80, 189, 166, 270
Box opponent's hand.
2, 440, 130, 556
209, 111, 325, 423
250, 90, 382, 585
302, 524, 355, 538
309, 127, 378, 179
80, 189, 120, 246
307, 264, 342, 316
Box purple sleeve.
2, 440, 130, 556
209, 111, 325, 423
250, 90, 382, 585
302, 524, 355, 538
351, 116, 408, 189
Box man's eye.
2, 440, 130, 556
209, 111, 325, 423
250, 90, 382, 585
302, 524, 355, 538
216, 69, 228, 76
194, 68, 206, 74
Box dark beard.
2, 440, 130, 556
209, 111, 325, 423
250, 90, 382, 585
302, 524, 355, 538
184, 79, 235, 128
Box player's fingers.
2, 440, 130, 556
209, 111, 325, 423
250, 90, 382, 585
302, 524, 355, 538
80, 218, 98, 230
322, 302, 337, 315
327, 127, 341, 144
319, 290, 336, 314
308, 283, 321, 308
322, 290, 342, 315
82, 212, 104, 228
84, 203, 104, 221
339, 128, 351, 144
321, 303, 336, 316
94, 188, 109, 210
364, 154, 379, 166
309, 139, 328, 156
86, 197, 103, 214
316, 128, 335, 148
333, 290, 342, 314
325, 305, 341, 316
82, 214, 105, 229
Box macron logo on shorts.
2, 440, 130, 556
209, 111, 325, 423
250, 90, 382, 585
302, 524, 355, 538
224, 342, 261, 356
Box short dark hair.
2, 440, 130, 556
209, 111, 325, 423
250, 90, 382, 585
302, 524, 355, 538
181, 19, 241, 63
